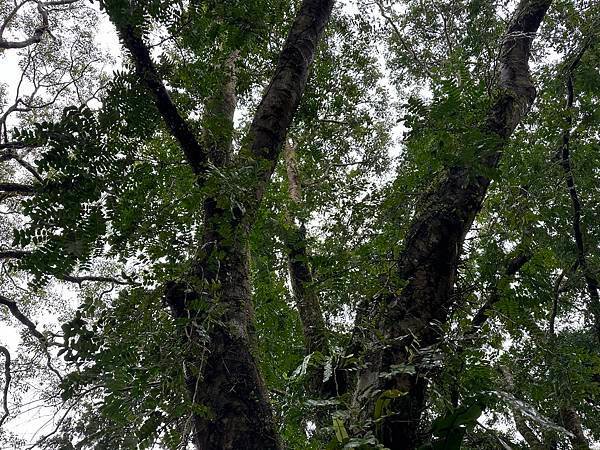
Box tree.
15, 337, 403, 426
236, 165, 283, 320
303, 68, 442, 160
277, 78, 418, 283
0, 0, 599, 449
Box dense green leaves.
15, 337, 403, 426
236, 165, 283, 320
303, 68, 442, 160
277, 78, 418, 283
1, 0, 599, 448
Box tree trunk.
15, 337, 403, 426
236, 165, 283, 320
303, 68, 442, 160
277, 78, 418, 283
167, 220, 280, 449
164, 0, 335, 447
110, 0, 335, 444
352, 1, 552, 448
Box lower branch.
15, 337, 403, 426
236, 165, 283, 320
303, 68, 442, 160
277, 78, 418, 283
0, 345, 10, 427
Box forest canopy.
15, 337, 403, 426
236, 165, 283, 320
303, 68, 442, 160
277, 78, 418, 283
0, 0, 599, 449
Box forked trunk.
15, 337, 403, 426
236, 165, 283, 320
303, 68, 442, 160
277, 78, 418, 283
352, 0, 553, 447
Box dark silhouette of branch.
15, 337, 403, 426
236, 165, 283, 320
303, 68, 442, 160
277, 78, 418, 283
0, 295, 63, 380
0, 345, 10, 428
559, 37, 600, 342
0, 183, 35, 196
0, 249, 30, 259
0, 0, 80, 50
0, 295, 47, 343
0, 1, 48, 50
0, 142, 36, 151
548, 261, 578, 336
60, 274, 131, 285
0, 249, 133, 285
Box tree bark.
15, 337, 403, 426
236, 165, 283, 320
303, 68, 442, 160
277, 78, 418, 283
559, 406, 589, 450
202, 50, 239, 167
352, 1, 552, 448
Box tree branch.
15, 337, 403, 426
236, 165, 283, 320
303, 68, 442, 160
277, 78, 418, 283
469, 251, 532, 333
0, 1, 49, 50
203, 50, 239, 167
558, 37, 600, 342
0, 345, 10, 428
0, 182, 36, 196
106, 9, 209, 182
374, 0, 435, 80
60, 274, 131, 285
353, 0, 552, 444
0, 249, 31, 259
500, 365, 545, 450
0, 294, 47, 343
241, 0, 335, 220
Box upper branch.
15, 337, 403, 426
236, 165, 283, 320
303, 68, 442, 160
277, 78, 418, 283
0, 1, 48, 50
468, 251, 532, 333
485, 0, 553, 143
0, 183, 36, 196
106, 10, 209, 182
0, 294, 47, 343
558, 33, 600, 341
243, 0, 335, 216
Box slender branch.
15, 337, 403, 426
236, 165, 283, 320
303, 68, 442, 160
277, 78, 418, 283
0, 295, 63, 381
469, 252, 532, 333
60, 274, 131, 285
0, 295, 48, 345
559, 37, 600, 342
549, 268, 566, 337
0, 1, 49, 50
548, 261, 578, 336
374, 0, 435, 80
14, 157, 44, 183
0, 294, 47, 343
41, 0, 80, 6
0, 182, 36, 196
0, 249, 31, 259
283, 141, 328, 357
0, 345, 11, 428
0, 249, 133, 284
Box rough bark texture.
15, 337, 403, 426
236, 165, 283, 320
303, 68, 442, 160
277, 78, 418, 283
560, 406, 590, 450
107, 0, 334, 446
203, 51, 239, 167
241, 0, 335, 223
166, 240, 278, 450
163, 1, 334, 448
352, 1, 552, 448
